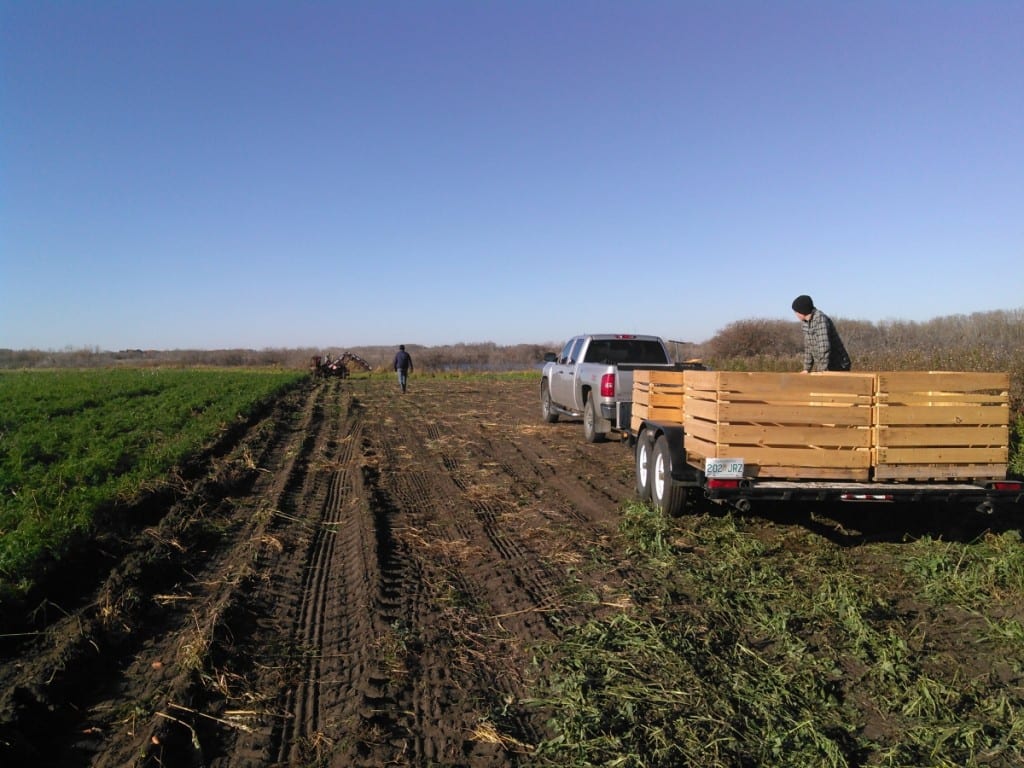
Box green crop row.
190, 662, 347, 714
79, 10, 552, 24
532, 504, 1024, 767
0, 368, 305, 598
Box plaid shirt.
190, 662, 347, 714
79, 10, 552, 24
802, 309, 846, 372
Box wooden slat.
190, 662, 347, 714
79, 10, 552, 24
755, 465, 871, 481
683, 418, 721, 445
684, 370, 875, 396
737, 447, 872, 469
877, 371, 1009, 392
644, 370, 687, 385
875, 404, 1008, 427
646, 405, 684, 422
711, 423, 872, 448
716, 402, 872, 426
682, 398, 720, 423
876, 426, 1007, 447
876, 446, 1008, 464
680, 370, 724, 393
649, 391, 686, 408
686, 442, 870, 469
873, 463, 1007, 481
683, 434, 717, 464
877, 393, 1007, 405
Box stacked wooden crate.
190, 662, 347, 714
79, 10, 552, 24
630, 370, 1011, 482
680, 371, 875, 480
873, 371, 1009, 480
631, 369, 686, 433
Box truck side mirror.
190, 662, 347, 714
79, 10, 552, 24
543, 352, 557, 363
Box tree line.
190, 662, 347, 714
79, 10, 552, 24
3, 308, 1021, 383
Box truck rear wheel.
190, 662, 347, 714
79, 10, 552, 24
541, 381, 559, 423
635, 430, 654, 502
583, 398, 606, 443
652, 435, 687, 516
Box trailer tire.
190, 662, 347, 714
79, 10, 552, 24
541, 381, 559, 423
635, 430, 654, 502
583, 398, 606, 443
652, 435, 687, 516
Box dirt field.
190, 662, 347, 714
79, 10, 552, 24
0, 375, 645, 767
1, 374, 1019, 767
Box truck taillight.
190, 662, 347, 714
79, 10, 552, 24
600, 374, 615, 397
991, 481, 1023, 491
707, 478, 740, 489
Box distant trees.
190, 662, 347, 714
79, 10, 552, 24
706, 319, 801, 359
3, 308, 1021, 381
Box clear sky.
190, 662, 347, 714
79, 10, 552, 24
2, 1, 1022, 351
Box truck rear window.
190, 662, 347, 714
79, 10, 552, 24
583, 340, 669, 365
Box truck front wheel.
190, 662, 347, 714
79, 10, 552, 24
541, 381, 559, 423
583, 398, 606, 443
635, 430, 654, 501
652, 435, 687, 516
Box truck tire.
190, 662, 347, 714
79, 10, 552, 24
583, 397, 606, 443
635, 430, 654, 502
541, 380, 559, 423
652, 434, 687, 516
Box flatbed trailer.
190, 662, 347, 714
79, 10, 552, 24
627, 370, 1023, 516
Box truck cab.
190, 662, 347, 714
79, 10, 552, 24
540, 334, 678, 443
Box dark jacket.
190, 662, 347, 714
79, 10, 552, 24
393, 349, 413, 372
802, 310, 851, 372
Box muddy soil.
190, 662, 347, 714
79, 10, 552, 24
2, 375, 1017, 768
0, 375, 645, 767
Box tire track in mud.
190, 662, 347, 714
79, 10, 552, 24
332, 384, 567, 764
0, 379, 325, 768
358, 382, 635, 759
1, 375, 643, 767
116, 378, 334, 768
217, 380, 390, 767
414, 386, 634, 612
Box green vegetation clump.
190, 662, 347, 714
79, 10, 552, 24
0, 368, 304, 597
533, 505, 1024, 767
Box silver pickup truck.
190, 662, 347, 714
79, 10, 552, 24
540, 334, 683, 443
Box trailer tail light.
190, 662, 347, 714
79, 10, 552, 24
991, 481, 1023, 491
600, 373, 615, 398
707, 478, 740, 489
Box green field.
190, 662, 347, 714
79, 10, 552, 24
0, 368, 305, 597
533, 504, 1024, 768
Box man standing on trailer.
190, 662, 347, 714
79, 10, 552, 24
792, 295, 851, 372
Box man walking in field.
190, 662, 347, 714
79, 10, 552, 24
393, 344, 413, 393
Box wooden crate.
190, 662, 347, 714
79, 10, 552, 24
631, 369, 686, 433
873, 371, 1009, 480
681, 371, 874, 480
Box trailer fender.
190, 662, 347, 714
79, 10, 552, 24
639, 422, 699, 484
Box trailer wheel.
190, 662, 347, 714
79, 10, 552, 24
652, 435, 687, 516
541, 381, 558, 423
583, 398, 605, 443
635, 430, 654, 502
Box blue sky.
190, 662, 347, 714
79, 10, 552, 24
2, 1, 1022, 351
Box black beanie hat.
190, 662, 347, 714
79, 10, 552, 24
792, 295, 814, 314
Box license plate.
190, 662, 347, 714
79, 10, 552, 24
705, 458, 744, 478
